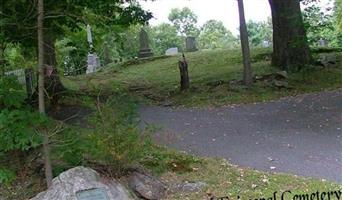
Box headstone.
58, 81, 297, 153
30, 167, 130, 200
262, 40, 270, 48
138, 28, 153, 58
86, 53, 100, 74
185, 37, 198, 52
318, 38, 328, 47
165, 47, 179, 56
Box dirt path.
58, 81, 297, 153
139, 90, 342, 183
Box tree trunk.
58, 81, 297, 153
43, 35, 65, 107
269, 0, 312, 71
104, 43, 111, 65
237, 0, 253, 86
37, 0, 53, 188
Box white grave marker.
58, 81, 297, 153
165, 47, 179, 56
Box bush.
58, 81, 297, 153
55, 93, 199, 176
0, 75, 26, 109
0, 168, 15, 185
0, 76, 47, 183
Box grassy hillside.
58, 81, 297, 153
65, 48, 342, 106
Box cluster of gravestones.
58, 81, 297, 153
85, 25, 198, 73
138, 27, 198, 58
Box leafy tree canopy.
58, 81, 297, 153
336, 0, 342, 31
246, 18, 272, 47
168, 7, 199, 37
198, 20, 238, 49
151, 23, 183, 55
0, 0, 153, 48
303, 0, 342, 47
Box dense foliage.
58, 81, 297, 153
168, 7, 200, 37
337, 0, 342, 31
0, 76, 46, 184
150, 23, 184, 55
198, 20, 238, 49
246, 18, 273, 47
303, 2, 342, 47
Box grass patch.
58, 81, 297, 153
162, 158, 342, 200
65, 48, 342, 107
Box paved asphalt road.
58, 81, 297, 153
139, 90, 342, 183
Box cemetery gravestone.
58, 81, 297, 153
318, 38, 328, 47
138, 27, 153, 58
165, 47, 179, 56
86, 25, 101, 74
185, 37, 198, 52
262, 40, 271, 48
86, 53, 100, 74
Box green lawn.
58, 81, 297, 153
64, 48, 342, 107
162, 158, 342, 200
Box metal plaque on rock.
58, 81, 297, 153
76, 188, 108, 200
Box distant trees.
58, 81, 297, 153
337, 0, 342, 31
303, 1, 342, 47
151, 23, 183, 55
198, 20, 238, 49
246, 18, 272, 47
168, 7, 200, 37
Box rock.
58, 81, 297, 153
30, 166, 130, 200
129, 172, 166, 200
274, 80, 289, 88
319, 53, 337, 67
172, 181, 207, 193
275, 71, 288, 79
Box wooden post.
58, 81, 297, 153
25, 68, 33, 101
178, 53, 190, 91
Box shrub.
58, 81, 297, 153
0, 76, 47, 183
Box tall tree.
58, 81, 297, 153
168, 7, 199, 37
335, 0, 342, 31
268, 0, 312, 71
246, 18, 273, 47
151, 23, 183, 55
303, 2, 341, 47
37, 0, 53, 187
198, 19, 238, 49
237, 0, 253, 86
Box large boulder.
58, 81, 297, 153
30, 166, 131, 200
